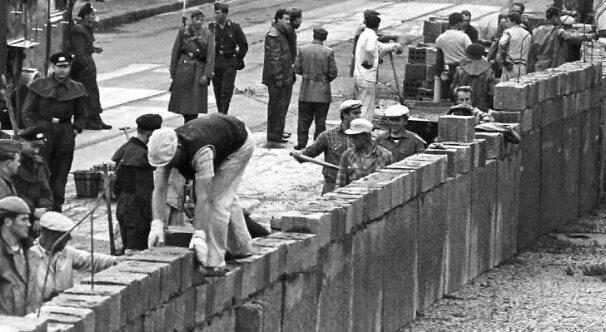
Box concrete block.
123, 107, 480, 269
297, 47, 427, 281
165, 225, 194, 247
377, 169, 406, 208
249, 236, 287, 284
316, 236, 354, 332
405, 63, 426, 80
475, 132, 504, 159
80, 267, 147, 323
445, 174, 472, 294
323, 191, 364, 232
438, 115, 476, 142
282, 271, 320, 332
579, 108, 601, 215
162, 301, 175, 331
493, 81, 529, 111
561, 114, 581, 224
385, 164, 420, 200
417, 185, 447, 310
540, 120, 565, 234
495, 150, 521, 264
204, 265, 243, 317
470, 160, 497, 277
152, 305, 165, 332
235, 302, 264, 332
351, 220, 386, 332
0, 315, 47, 332
230, 249, 271, 299
382, 202, 418, 330
115, 260, 166, 310
268, 232, 319, 274
36, 305, 95, 332
335, 186, 374, 223
250, 282, 283, 331
280, 208, 342, 248
424, 144, 472, 176
174, 288, 196, 331
411, 153, 449, 191
517, 129, 542, 250
64, 284, 126, 328
201, 308, 235, 331
442, 139, 487, 168
350, 172, 394, 220
47, 293, 117, 332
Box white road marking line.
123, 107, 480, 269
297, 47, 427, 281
97, 63, 164, 82
99, 87, 165, 109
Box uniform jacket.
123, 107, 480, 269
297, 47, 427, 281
262, 22, 294, 87
451, 57, 497, 111
208, 20, 248, 68
0, 169, 17, 199
529, 22, 592, 72
27, 242, 117, 312
13, 151, 53, 212
375, 130, 426, 162
22, 76, 88, 132
112, 137, 154, 250
0, 237, 32, 316
293, 41, 338, 103
168, 26, 215, 115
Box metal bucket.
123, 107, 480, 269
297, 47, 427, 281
73, 170, 101, 198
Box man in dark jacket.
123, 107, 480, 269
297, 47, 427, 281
22, 52, 88, 212
147, 114, 254, 276
262, 9, 294, 144
13, 126, 52, 237
529, 6, 596, 72
69, 3, 111, 130
0, 196, 33, 316
209, 2, 248, 115
112, 114, 162, 252
461, 10, 479, 43
451, 43, 497, 111
293, 27, 338, 150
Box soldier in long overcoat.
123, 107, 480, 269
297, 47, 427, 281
169, 9, 215, 123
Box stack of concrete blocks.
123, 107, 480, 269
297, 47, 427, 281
5, 62, 604, 332
404, 45, 438, 99
423, 18, 448, 44
490, 60, 604, 250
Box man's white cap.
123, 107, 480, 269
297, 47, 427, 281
560, 15, 576, 26
148, 127, 179, 167
345, 118, 373, 135
384, 104, 410, 117
339, 99, 363, 112
40, 212, 75, 233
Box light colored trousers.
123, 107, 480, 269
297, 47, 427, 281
354, 77, 376, 122
194, 133, 255, 267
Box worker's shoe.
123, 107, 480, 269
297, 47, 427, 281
85, 123, 103, 130
98, 121, 113, 130
225, 252, 253, 261
293, 144, 305, 150
268, 138, 289, 144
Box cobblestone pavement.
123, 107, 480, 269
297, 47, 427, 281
404, 203, 606, 331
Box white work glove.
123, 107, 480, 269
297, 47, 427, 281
147, 219, 165, 248
189, 230, 208, 265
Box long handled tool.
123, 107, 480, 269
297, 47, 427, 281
0, 75, 21, 136
290, 152, 339, 170
102, 163, 116, 255
389, 52, 405, 105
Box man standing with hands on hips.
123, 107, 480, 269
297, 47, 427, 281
209, 2, 249, 115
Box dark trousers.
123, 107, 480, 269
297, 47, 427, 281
183, 114, 198, 123
266, 83, 293, 140
212, 64, 237, 114
297, 101, 329, 147
40, 123, 75, 212
442, 63, 459, 101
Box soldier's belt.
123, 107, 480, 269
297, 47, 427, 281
49, 117, 72, 124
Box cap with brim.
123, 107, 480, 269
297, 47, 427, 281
40, 212, 75, 233
148, 128, 179, 167
214, 2, 228, 12
0, 197, 30, 214
384, 104, 410, 117
136, 114, 163, 131
339, 100, 363, 112
50, 52, 74, 65
345, 118, 373, 135
190, 8, 204, 18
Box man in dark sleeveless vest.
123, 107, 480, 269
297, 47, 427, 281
22, 52, 88, 212
147, 113, 253, 276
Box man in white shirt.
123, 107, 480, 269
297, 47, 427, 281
353, 14, 401, 122
435, 12, 472, 101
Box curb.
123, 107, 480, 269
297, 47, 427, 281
97, 0, 212, 30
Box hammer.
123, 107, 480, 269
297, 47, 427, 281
118, 127, 130, 140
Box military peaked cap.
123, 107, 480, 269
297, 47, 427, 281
136, 114, 163, 131
77, 3, 94, 18
50, 52, 74, 65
